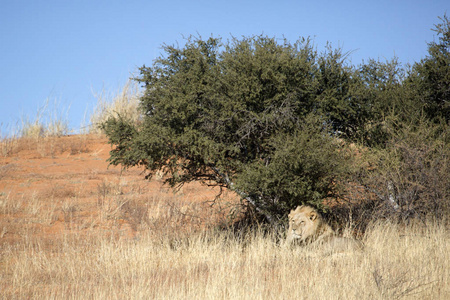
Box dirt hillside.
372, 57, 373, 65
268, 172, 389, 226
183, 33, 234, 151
0, 135, 235, 247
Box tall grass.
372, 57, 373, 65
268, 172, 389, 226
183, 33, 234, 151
89, 79, 142, 135
1, 97, 71, 157
2, 216, 448, 299
0, 123, 19, 156
20, 97, 70, 139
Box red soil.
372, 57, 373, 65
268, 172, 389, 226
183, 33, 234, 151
0, 135, 236, 246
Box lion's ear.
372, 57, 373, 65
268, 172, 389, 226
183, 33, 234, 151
309, 212, 317, 221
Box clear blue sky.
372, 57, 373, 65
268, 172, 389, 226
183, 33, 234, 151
0, 0, 448, 135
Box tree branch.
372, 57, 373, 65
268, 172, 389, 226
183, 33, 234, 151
209, 165, 274, 224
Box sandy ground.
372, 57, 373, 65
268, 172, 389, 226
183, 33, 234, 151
0, 135, 236, 246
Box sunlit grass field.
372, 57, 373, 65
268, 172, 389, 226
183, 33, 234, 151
1, 198, 449, 299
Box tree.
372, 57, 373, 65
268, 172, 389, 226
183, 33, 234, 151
409, 14, 450, 122
314, 44, 364, 140
348, 57, 410, 147
347, 15, 450, 222
102, 35, 353, 224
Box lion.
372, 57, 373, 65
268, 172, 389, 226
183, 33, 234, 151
286, 205, 363, 252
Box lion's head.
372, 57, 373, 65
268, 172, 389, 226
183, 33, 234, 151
286, 205, 334, 244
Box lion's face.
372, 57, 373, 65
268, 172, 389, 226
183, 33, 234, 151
287, 205, 320, 243
286, 205, 361, 251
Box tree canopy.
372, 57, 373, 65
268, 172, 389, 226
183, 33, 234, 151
103, 36, 356, 223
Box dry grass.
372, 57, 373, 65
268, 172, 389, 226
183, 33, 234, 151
1, 199, 448, 299
89, 79, 142, 135
1, 134, 90, 158
0, 97, 89, 158
19, 97, 70, 139
1, 123, 20, 157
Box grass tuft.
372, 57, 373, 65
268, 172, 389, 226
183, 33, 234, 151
20, 97, 70, 139
89, 79, 142, 134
